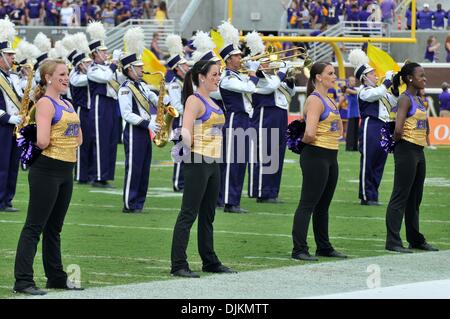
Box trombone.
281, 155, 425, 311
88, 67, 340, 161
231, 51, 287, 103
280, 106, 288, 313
241, 46, 307, 63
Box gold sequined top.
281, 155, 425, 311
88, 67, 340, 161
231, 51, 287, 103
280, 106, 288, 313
401, 93, 428, 147
41, 96, 80, 162
191, 93, 225, 159
308, 92, 341, 150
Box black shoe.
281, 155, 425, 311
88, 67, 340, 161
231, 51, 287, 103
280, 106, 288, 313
0, 206, 19, 212
292, 252, 319, 261
76, 180, 89, 185
256, 198, 283, 204
409, 242, 439, 251
173, 187, 183, 193
203, 264, 237, 274
14, 286, 47, 296
386, 246, 414, 253
316, 250, 347, 258
360, 199, 381, 206
92, 181, 113, 188
224, 205, 248, 214
122, 208, 142, 214
171, 269, 200, 278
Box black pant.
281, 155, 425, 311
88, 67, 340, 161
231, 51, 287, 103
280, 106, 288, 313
171, 155, 221, 273
14, 155, 75, 290
385, 140, 426, 248
292, 145, 338, 255
346, 117, 359, 151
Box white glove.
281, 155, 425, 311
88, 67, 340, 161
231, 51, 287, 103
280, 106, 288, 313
278, 66, 289, 74
148, 118, 161, 133
112, 49, 122, 62
245, 60, 260, 72
8, 115, 23, 125
163, 95, 171, 105
385, 71, 394, 82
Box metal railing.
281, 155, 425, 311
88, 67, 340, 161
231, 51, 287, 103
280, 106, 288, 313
104, 19, 176, 52
395, 0, 412, 15
277, 20, 388, 62
178, 0, 203, 33
341, 21, 389, 53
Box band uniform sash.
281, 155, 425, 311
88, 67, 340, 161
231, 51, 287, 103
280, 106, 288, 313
0, 73, 21, 110
126, 82, 151, 116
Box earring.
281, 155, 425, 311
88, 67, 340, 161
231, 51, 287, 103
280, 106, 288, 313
49, 80, 52, 84
409, 79, 412, 82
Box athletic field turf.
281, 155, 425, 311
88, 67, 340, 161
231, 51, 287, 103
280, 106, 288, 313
1, 144, 449, 298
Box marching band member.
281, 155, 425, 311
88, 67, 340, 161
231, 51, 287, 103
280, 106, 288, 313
118, 27, 161, 213
349, 49, 397, 206
0, 18, 22, 212
217, 22, 260, 213
165, 34, 189, 192
86, 21, 124, 188
245, 31, 295, 204
64, 32, 93, 184
70, 51, 93, 184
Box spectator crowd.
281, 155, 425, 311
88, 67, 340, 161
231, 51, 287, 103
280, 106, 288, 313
0, 0, 169, 27
286, 1, 450, 31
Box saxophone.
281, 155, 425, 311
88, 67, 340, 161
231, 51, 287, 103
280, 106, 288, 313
152, 72, 179, 147
15, 64, 34, 137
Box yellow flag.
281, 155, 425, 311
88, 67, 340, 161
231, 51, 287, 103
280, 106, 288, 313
367, 44, 405, 94
211, 30, 224, 51
12, 36, 21, 49
141, 48, 166, 88
367, 44, 400, 78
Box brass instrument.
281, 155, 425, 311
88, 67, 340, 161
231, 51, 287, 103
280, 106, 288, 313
151, 71, 179, 147
241, 46, 307, 65
15, 64, 34, 137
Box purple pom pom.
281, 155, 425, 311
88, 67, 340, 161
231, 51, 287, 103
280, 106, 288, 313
286, 119, 306, 154
380, 121, 396, 153
17, 124, 42, 168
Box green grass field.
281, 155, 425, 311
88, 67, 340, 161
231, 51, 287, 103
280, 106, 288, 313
1, 143, 449, 298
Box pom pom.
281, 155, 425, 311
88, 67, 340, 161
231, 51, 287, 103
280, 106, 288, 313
348, 49, 369, 69
286, 120, 306, 154
124, 27, 145, 57
218, 21, 240, 47
87, 21, 106, 42
165, 34, 183, 57
380, 121, 396, 153
33, 32, 51, 53
17, 124, 42, 168
245, 31, 265, 56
